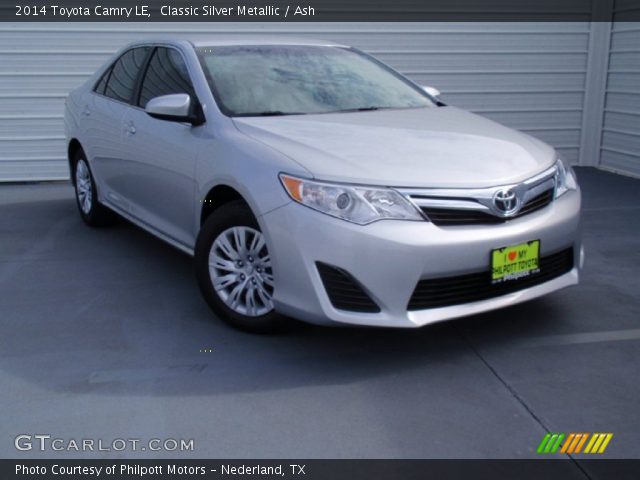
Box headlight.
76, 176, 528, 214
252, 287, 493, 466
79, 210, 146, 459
280, 174, 423, 225
555, 156, 578, 198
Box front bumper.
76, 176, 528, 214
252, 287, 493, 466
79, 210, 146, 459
259, 189, 582, 327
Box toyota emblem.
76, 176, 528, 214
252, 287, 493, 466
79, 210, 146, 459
493, 189, 519, 215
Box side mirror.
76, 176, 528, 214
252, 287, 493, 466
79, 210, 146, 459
145, 94, 204, 126
421, 86, 441, 99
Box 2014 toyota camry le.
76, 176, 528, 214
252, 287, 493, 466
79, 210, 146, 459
64, 36, 583, 332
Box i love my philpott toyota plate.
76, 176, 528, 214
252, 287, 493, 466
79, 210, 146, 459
491, 240, 540, 284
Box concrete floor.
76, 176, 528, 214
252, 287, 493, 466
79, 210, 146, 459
0, 168, 638, 471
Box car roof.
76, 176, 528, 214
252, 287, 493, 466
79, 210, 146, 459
125, 35, 346, 49
191, 35, 345, 48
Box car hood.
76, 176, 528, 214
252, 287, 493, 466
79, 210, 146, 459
232, 106, 556, 188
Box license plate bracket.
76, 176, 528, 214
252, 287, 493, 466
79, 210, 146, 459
491, 240, 540, 284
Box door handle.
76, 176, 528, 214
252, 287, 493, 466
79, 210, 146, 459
124, 123, 136, 135
82, 106, 91, 117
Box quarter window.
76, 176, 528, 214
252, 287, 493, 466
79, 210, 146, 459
138, 48, 196, 108
104, 47, 150, 104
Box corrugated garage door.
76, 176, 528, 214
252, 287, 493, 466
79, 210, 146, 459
0, 22, 592, 181
601, 18, 640, 177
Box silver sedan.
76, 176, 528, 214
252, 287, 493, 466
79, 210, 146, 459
64, 36, 582, 332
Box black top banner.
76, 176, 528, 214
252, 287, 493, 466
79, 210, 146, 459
4, 0, 640, 22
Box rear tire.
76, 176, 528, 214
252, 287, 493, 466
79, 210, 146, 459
72, 149, 114, 227
195, 200, 284, 333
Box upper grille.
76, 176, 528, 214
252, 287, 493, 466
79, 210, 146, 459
420, 188, 554, 227
515, 188, 555, 216
408, 247, 574, 311
316, 262, 381, 313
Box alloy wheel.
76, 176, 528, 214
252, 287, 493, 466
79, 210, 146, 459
208, 226, 274, 317
75, 159, 93, 214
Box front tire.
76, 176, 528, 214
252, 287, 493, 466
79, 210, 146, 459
195, 201, 283, 333
72, 150, 113, 227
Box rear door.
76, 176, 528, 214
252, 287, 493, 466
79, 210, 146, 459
84, 46, 151, 211
120, 46, 202, 247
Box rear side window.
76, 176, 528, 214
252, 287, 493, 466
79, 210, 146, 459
138, 48, 196, 108
94, 67, 111, 95
104, 47, 150, 104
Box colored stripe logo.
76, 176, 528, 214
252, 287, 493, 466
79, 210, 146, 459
537, 433, 613, 454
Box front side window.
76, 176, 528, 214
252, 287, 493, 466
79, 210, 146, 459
138, 48, 196, 108
104, 47, 150, 104
197, 45, 434, 116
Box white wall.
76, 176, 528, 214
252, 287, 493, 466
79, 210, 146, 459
601, 21, 640, 177
0, 21, 633, 181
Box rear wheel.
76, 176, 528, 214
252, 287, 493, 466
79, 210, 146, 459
195, 201, 283, 333
73, 150, 113, 226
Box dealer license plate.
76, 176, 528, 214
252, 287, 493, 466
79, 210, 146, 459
491, 240, 540, 284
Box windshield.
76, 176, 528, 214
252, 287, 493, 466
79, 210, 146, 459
197, 45, 435, 116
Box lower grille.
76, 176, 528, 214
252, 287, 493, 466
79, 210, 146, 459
420, 188, 555, 226
420, 208, 503, 225
317, 262, 380, 313
408, 247, 574, 310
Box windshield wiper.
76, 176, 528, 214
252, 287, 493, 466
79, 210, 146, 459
333, 106, 385, 113
240, 111, 305, 117
238, 107, 385, 117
